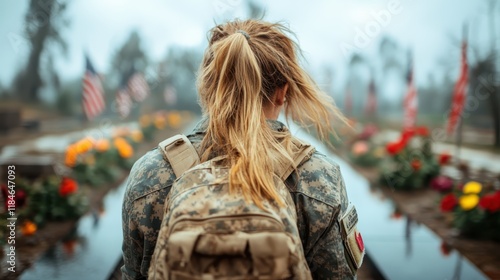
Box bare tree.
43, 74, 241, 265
13, 0, 69, 102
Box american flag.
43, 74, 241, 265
447, 39, 469, 135
365, 79, 377, 117
128, 72, 149, 102
403, 53, 418, 129
163, 86, 177, 105
82, 56, 105, 120
116, 86, 133, 118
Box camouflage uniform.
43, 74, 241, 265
121, 119, 357, 280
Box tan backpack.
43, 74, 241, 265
148, 134, 314, 280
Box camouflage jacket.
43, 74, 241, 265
121, 119, 357, 280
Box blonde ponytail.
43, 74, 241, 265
197, 19, 346, 207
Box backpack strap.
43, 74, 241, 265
158, 134, 200, 177
275, 137, 316, 181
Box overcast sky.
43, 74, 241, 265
0, 0, 497, 93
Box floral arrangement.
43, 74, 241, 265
348, 140, 384, 167
379, 126, 440, 190
65, 130, 139, 187
0, 176, 88, 241
335, 123, 382, 167
440, 181, 500, 241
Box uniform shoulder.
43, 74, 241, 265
292, 151, 346, 208
124, 147, 176, 204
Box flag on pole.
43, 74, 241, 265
446, 39, 469, 135
365, 79, 377, 116
82, 56, 105, 120
128, 72, 149, 102
163, 86, 177, 105
116, 86, 133, 118
403, 52, 418, 129
115, 72, 134, 118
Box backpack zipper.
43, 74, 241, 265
167, 212, 286, 237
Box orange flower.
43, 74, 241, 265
74, 137, 94, 154
114, 137, 134, 159
94, 139, 110, 152
59, 177, 78, 196
65, 146, 78, 167
21, 221, 37, 236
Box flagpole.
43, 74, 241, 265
455, 23, 468, 164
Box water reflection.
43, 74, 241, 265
20, 182, 125, 280
405, 216, 412, 258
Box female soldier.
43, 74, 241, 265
122, 19, 363, 279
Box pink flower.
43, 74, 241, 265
430, 176, 454, 193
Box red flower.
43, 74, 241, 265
401, 128, 415, 142
440, 241, 453, 256
415, 126, 429, 137
479, 191, 500, 213
439, 153, 452, 165
391, 210, 403, 220
59, 178, 78, 197
62, 239, 78, 256
1, 184, 27, 211
440, 193, 458, 212
411, 160, 422, 171
386, 139, 406, 155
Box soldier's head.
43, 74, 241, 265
196, 19, 346, 207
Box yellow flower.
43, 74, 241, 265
95, 139, 110, 152
463, 181, 482, 194
459, 194, 479, 211
131, 130, 143, 143
139, 115, 151, 128
21, 221, 37, 236
167, 112, 181, 129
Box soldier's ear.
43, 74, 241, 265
274, 84, 288, 106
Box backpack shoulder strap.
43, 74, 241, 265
275, 136, 316, 181
158, 134, 200, 177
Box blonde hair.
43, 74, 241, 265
197, 19, 346, 207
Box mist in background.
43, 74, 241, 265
0, 0, 498, 139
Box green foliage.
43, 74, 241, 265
17, 177, 88, 226
380, 132, 440, 190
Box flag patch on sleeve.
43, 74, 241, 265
340, 206, 365, 269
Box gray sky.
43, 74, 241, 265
0, 0, 496, 93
